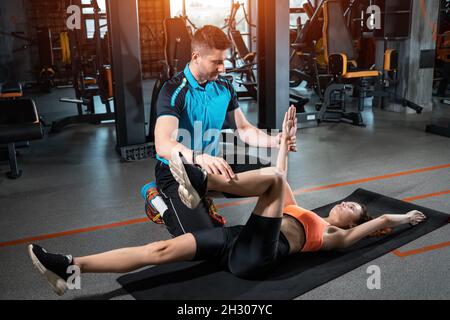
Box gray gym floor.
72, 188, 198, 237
0, 81, 449, 300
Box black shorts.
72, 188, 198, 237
192, 214, 291, 279
155, 157, 270, 237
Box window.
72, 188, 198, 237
81, 0, 108, 39
290, 0, 308, 29
170, 0, 251, 50
170, 0, 249, 34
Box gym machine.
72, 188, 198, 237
51, 0, 114, 133
426, 0, 450, 138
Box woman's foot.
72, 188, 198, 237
169, 152, 208, 209
27, 244, 74, 296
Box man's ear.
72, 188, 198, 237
192, 51, 199, 63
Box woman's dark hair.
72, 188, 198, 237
355, 204, 371, 225
353, 203, 392, 237
191, 25, 232, 52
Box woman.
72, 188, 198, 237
28, 107, 426, 296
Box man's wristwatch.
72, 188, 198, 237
193, 150, 202, 164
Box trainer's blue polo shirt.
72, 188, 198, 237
155, 64, 239, 165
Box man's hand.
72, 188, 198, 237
194, 154, 236, 182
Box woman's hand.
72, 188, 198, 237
405, 210, 427, 226
281, 105, 298, 151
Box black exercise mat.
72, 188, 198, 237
117, 189, 449, 300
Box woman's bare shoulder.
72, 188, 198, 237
321, 226, 345, 250
325, 225, 344, 234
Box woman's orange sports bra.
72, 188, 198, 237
283, 205, 330, 252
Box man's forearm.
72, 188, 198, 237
238, 125, 278, 148
156, 140, 194, 163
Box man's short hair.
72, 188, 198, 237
191, 25, 232, 53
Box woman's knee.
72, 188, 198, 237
268, 169, 286, 189
260, 166, 285, 177
143, 241, 169, 261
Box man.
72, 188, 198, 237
153, 25, 296, 237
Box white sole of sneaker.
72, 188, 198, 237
169, 152, 201, 209
28, 244, 68, 296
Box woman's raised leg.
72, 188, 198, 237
207, 168, 297, 207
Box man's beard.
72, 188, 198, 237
198, 70, 218, 83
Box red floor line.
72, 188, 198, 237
0, 218, 148, 248
402, 190, 450, 202
389, 191, 450, 258
392, 241, 450, 258
294, 163, 450, 195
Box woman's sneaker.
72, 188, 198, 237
169, 152, 208, 209
27, 244, 74, 296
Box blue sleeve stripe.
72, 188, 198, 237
170, 78, 187, 108
156, 154, 169, 165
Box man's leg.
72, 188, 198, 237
155, 161, 215, 237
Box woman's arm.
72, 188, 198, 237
332, 210, 427, 249
276, 106, 298, 207
276, 106, 297, 174
276, 131, 290, 174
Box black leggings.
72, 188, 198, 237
192, 214, 290, 279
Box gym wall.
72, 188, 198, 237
138, 0, 170, 79
0, 0, 33, 82
3, 0, 169, 82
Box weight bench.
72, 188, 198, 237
0, 99, 43, 178
0, 82, 23, 99
317, 0, 380, 126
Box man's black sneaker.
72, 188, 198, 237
169, 152, 208, 209
28, 244, 74, 296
